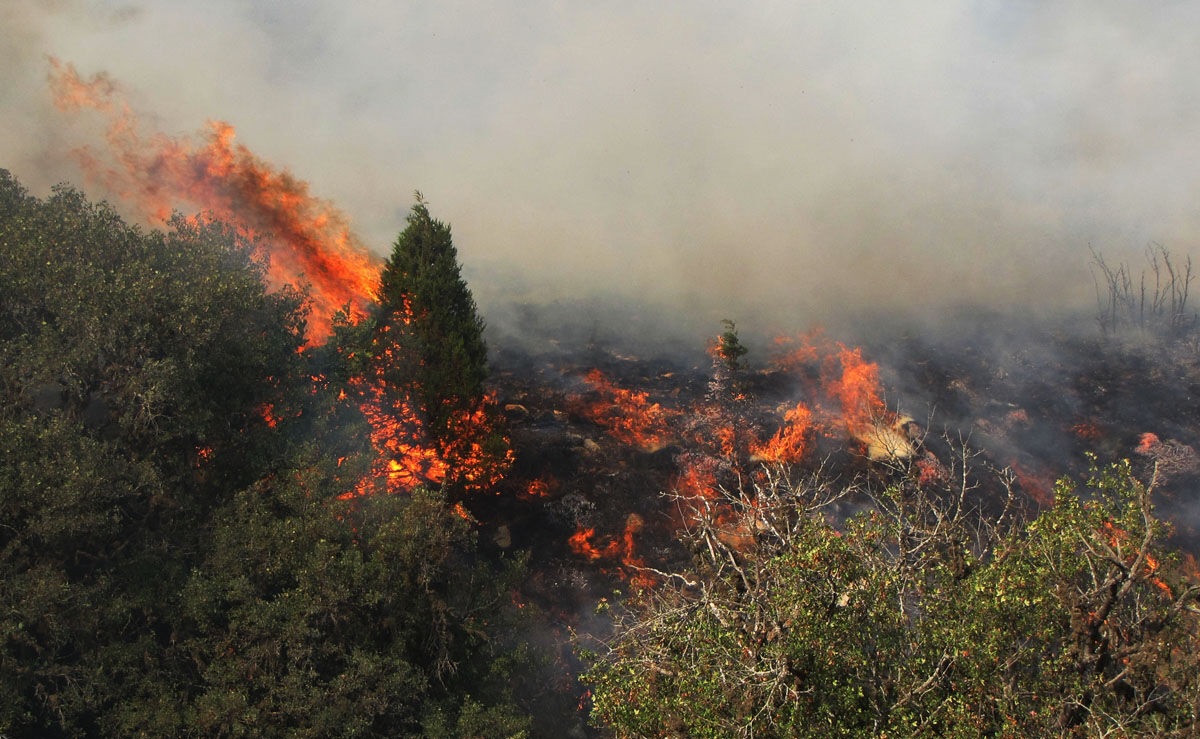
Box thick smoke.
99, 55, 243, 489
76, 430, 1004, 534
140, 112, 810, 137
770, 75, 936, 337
5, 1, 1200, 342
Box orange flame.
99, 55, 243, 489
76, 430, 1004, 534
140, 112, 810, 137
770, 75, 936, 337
822, 345, 888, 436
1009, 460, 1056, 506
49, 61, 512, 499
522, 477, 557, 499
569, 515, 654, 589
340, 377, 450, 498
759, 334, 899, 458
259, 402, 281, 429
672, 456, 722, 502
1100, 520, 1173, 597
1136, 432, 1161, 454
49, 58, 380, 346
577, 369, 676, 451
751, 402, 818, 463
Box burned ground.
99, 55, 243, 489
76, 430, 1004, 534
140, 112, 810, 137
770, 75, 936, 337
467, 308, 1200, 734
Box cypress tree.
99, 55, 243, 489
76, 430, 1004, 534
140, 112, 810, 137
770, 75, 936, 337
372, 193, 488, 442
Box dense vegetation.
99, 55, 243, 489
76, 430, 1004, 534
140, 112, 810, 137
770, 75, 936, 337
0, 171, 527, 737
582, 454, 1200, 737
3, 168, 1199, 738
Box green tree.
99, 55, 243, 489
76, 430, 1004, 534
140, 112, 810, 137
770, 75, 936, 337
0, 170, 308, 734
372, 193, 488, 436
582, 453, 1200, 737
707, 319, 750, 405
339, 193, 509, 492
0, 171, 530, 736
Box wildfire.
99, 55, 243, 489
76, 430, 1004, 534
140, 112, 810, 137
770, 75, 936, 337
48, 60, 513, 500
49, 58, 380, 346
1100, 520, 1174, 597
576, 369, 676, 451
341, 354, 511, 497
751, 402, 818, 463
673, 458, 721, 501
341, 377, 449, 498
822, 344, 888, 437
1009, 460, 1056, 506
755, 334, 907, 462
569, 514, 655, 589
522, 477, 557, 499
259, 402, 281, 429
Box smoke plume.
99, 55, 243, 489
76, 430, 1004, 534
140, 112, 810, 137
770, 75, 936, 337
6, 1, 1200, 341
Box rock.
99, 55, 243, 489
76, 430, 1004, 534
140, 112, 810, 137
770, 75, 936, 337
503, 403, 529, 420
492, 524, 512, 549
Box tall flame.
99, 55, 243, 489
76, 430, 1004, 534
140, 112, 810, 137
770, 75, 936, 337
48, 58, 379, 345
759, 334, 902, 461
47, 60, 511, 497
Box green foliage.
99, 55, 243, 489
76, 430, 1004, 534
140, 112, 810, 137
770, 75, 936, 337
181, 483, 529, 738
372, 193, 489, 437
708, 319, 750, 405
715, 319, 749, 372
336, 193, 510, 492
0, 171, 529, 736
0, 170, 307, 734
583, 455, 1200, 737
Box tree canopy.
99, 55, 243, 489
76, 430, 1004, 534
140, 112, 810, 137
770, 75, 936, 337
0, 171, 528, 737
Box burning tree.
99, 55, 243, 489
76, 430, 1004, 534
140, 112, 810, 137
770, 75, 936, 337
374, 193, 489, 429
0, 173, 530, 736
338, 194, 509, 493
708, 319, 750, 404
582, 454, 1200, 737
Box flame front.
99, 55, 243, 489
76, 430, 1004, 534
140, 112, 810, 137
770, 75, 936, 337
49, 58, 379, 345
575, 369, 676, 451
569, 514, 654, 589
48, 60, 511, 499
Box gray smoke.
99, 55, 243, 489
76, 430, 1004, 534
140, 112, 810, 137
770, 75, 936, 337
6, 1, 1200, 341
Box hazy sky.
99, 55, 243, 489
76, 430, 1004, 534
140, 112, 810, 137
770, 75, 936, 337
6, 1, 1200, 337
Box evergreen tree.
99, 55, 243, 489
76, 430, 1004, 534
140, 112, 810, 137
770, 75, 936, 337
0, 172, 529, 736
342, 193, 510, 492
373, 193, 488, 438
708, 319, 750, 404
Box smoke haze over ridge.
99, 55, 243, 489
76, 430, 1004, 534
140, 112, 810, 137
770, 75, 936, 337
6, 1, 1200, 339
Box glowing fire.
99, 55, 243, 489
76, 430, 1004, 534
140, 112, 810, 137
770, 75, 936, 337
752, 334, 904, 462
340, 334, 512, 497
1100, 520, 1174, 597
569, 514, 654, 589
49, 58, 380, 345
522, 477, 557, 499
751, 402, 818, 463
48, 60, 515, 499
342, 378, 450, 499
576, 369, 676, 451
1009, 460, 1056, 507
821, 344, 889, 437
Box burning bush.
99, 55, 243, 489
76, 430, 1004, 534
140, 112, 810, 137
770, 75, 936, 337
0, 175, 530, 736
